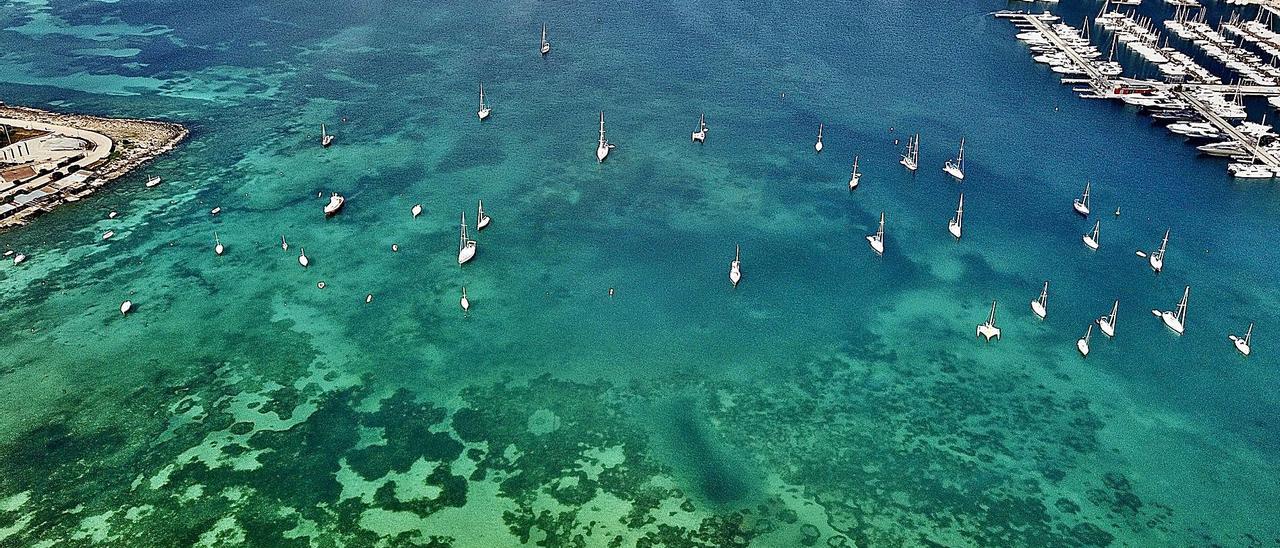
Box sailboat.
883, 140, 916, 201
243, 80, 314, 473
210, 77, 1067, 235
321, 124, 334, 147
1229, 322, 1253, 356
1151, 285, 1189, 335
867, 212, 885, 255
324, 192, 345, 216
814, 123, 824, 153
977, 300, 1002, 341
145, 175, 162, 188
120, 300, 133, 315
943, 138, 965, 180
461, 287, 471, 312
1098, 299, 1118, 338
900, 133, 919, 171
1031, 281, 1049, 319
12, 253, 25, 265
540, 23, 551, 55
848, 155, 861, 190
691, 113, 707, 143
477, 84, 492, 120
1073, 181, 1091, 216
298, 248, 310, 268
477, 199, 491, 230
412, 204, 423, 218
1082, 220, 1100, 250
1077, 324, 1093, 357
948, 193, 964, 239
1149, 229, 1169, 272
596, 112, 613, 162
458, 212, 477, 265
281, 235, 288, 251
214, 233, 224, 256
729, 244, 741, 287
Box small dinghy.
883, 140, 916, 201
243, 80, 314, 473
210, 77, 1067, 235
13, 254, 26, 265
867, 212, 885, 256
458, 212, 477, 265
948, 193, 964, 240
145, 176, 162, 188
281, 235, 288, 251
814, 123, 824, 153
102, 230, 115, 241
108, 211, 119, 219
1098, 300, 1118, 338
848, 155, 861, 190
1082, 220, 1100, 250
477, 200, 491, 230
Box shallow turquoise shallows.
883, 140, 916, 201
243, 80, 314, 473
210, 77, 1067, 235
1, 0, 1277, 545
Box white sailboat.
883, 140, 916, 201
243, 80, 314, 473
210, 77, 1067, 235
848, 155, 861, 190
596, 112, 613, 162
461, 287, 471, 312
948, 193, 964, 239
1229, 322, 1253, 356
1031, 281, 1049, 319
729, 244, 741, 287
867, 212, 885, 256
324, 192, 345, 216
214, 233, 224, 256
900, 133, 919, 171
12, 253, 25, 265
540, 23, 551, 55
977, 300, 1002, 341
943, 137, 965, 180
477, 199, 491, 230
1151, 285, 1189, 335
412, 204, 423, 218
1150, 229, 1169, 272
120, 300, 133, 315
814, 123, 824, 153
1073, 181, 1091, 216
1098, 299, 1118, 338
299, 248, 310, 268
1077, 324, 1092, 357
1082, 220, 1100, 250
145, 176, 162, 188
281, 235, 288, 251
458, 212, 477, 265
477, 84, 492, 120
691, 113, 707, 143
321, 124, 334, 147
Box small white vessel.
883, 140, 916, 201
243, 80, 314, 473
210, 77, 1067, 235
1114, 207, 1120, 217
324, 192, 345, 216
943, 137, 965, 180
1149, 229, 1169, 272
210, 207, 221, 215
458, 212, 477, 265
412, 204, 423, 218
1073, 181, 1091, 216
1082, 220, 1100, 250
866, 212, 885, 256
108, 211, 118, 219
145, 176, 162, 188
691, 113, 707, 143
12, 254, 26, 265
1229, 322, 1253, 356
1098, 299, 1118, 338
976, 300, 1002, 342
120, 300, 133, 315
729, 244, 741, 287
365, 294, 373, 304
477, 84, 492, 120
102, 230, 115, 241
477, 200, 491, 231
1151, 285, 1189, 335
299, 248, 310, 268
214, 233, 224, 256
900, 133, 919, 171
948, 193, 964, 240
848, 155, 861, 190
1031, 281, 1048, 319
281, 235, 288, 251
461, 287, 471, 312
596, 112, 613, 162
814, 123, 824, 153
540, 23, 551, 55
321, 124, 334, 147
1077, 324, 1092, 357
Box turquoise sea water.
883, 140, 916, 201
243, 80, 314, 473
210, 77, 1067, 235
1, 0, 1278, 545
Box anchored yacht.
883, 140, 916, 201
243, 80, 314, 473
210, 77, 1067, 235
848, 155, 861, 190
1073, 181, 1091, 216
691, 113, 707, 143
1149, 229, 1169, 272
461, 287, 471, 312
1229, 323, 1253, 356
1151, 285, 1189, 335
977, 300, 1002, 342
1083, 220, 1100, 250
900, 133, 919, 171
729, 244, 741, 287
298, 248, 310, 268
458, 212, 477, 265
948, 194, 964, 239
867, 212, 885, 255
321, 124, 334, 147
120, 300, 133, 315
943, 138, 965, 180
1031, 281, 1048, 319
214, 233, 224, 256
1098, 300, 1118, 338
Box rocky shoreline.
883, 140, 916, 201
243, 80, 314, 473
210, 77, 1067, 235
0, 105, 188, 230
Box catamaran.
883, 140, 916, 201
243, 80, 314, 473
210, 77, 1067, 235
321, 124, 334, 147
814, 123, 824, 153
1073, 181, 1091, 216
1098, 299, 1118, 338
1083, 220, 1100, 250
214, 233, 224, 256
458, 212, 477, 265
691, 113, 707, 143
867, 212, 885, 255
324, 192, 345, 216
900, 133, 919, 171
848, 155, 861, 190
1229, 322, 1253, 356
1031, 281, 1049, 319
477, 84, 491, 120
596, 112, 613, 162
729, 244, 741, 287
977, 300, 1002, 341
943, 138, 965, 180
948, 193, 964, 239
1151, 285, 1189, 335
1077, 324, 1092, 357
540, 24, 551, 55
477, 199, 491, 230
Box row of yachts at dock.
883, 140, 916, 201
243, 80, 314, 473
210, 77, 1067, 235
1167, 8, 1280, 87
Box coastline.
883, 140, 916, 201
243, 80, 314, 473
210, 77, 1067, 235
0, 104, 187, 230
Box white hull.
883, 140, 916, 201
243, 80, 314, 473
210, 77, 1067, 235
540, 44, 550, 55
459, 243, 476, 265
1073, 201, 1089, 216
977, 325, 1001, 341
814, 140, 823, 153
867, 235, 883, 256
478, 108, 491, 120
1083, 234, 1099, 250
1031, 301, 1046, 319
943, 164, 964, 180
412, 204, 423, 218
1076, 337, 1090, 357
120, 301, 132, 315
1099, 318, 1115, 338
948, 221, 961, 240
461, 295, 470, 311
900, 158, 917, 171
1149, 254, 1163, 272
102, 231, 114, 240
692, 131, 706, 143
146, 177, 161, 188
1230, 336, 1251, 356
13, 254, 25, 265
729, 262, 741, 286
849, 174, 859, 190
597, 144, 609, 162
299, 251, 309, 268
1154, 310, 1185, 335
477, 216, 490, 230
